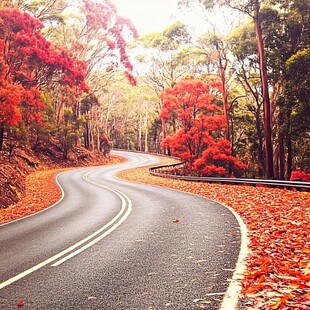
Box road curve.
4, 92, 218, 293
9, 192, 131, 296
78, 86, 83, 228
0, 151, 242, 309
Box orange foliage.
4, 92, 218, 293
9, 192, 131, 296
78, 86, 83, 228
160, 79, 246, 176
0, 79, 23, 126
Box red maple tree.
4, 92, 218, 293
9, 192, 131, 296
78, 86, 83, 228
0, 8, 88, 150
75, 0, 138, 85
0, 61, 22, 124
160, 79, 246, 176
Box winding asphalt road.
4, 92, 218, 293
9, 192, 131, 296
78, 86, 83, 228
0, 151, 242, 309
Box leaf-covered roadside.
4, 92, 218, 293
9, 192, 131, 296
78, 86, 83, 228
117, 158, 310, 310
0, 168, 66, 224
0, 155, 124, 224
1, 156, 309, 309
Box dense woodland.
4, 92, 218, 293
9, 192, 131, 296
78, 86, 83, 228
0, 0, 309, 180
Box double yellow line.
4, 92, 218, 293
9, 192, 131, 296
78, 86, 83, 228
0, 170, 132, 289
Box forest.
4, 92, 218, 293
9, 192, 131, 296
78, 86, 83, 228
0, 0, 309, 180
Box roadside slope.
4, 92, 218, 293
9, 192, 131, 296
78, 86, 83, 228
0, 144, 119, 209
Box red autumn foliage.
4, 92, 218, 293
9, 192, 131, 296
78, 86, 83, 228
0, 7, 89, 148
290, 169, 310, 182
194, 138, 247, 176
20, 88, 46, 126
79, 0, 137, 85
160, 79, 246, 176
0, 67, 23, 126
124, 71, 137, 86
0, 8, 87, 91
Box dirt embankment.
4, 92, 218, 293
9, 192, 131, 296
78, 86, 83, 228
0, 143, 118, 209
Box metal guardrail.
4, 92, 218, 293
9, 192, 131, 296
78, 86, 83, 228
149, 162, 310, 191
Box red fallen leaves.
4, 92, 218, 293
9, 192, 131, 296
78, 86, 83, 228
17, 301, 24, 307
0, 156, 124, 224
117, 157, 310, 309
271, 294, 293, 310
1, 156, 309, 309
0, 168, 66, 224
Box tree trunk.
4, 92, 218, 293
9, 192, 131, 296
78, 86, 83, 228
74, 91, 80, 123
286, 134, 292, 180
254, 1, 274, 179
161, 118, 167, 154
255, 110, 264, 178
90, 108, 94, 151
274, 145, 279, 180
218, 50, 230, 142
105, 102, 111, 136
277, 111, 285, 180
74, 129, 81, 147
96, 122, 100, 153
137, 112, 142, 151
144, 110, 149, 152
278, 139, 285, 180
286, 109, 293, 179
84, 119, 91, 149
0, 125, 4, 151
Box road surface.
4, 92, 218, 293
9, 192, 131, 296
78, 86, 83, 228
0, 151, 242, 309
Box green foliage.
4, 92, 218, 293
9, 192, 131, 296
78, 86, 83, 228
21, 0, 67, 24
138, 22, 190, 50
163, 21, 191, 45
56, 107, 75, 158
8, 121, 28, 147
280, 48, 310, 171
227, 20, 257, 60
80, 94, 99, 114
137, 32, 165, 48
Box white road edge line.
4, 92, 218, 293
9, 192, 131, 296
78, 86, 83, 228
0, 171, 132, 290
120, 180, 250, 310
219, 205, 250, 310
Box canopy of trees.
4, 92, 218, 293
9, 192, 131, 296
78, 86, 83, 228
0, 0, 136, 158
0, 7, 88, 153
0, 0, 309, 180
